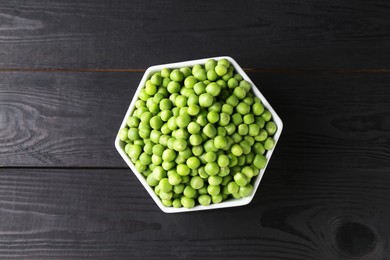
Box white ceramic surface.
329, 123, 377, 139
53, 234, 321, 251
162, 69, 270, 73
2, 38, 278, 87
115, 56, 283, 213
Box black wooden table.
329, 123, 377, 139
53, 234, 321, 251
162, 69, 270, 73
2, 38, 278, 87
1, 1, 390, 259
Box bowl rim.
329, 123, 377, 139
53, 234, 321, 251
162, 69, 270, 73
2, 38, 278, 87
115, 56, 283, 213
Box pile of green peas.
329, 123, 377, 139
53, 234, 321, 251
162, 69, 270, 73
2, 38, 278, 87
118, 58, 277, 209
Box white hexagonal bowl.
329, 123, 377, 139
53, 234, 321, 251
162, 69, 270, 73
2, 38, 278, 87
115, 56, 283, 213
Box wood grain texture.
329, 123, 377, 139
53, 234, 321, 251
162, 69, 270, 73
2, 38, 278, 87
1, 71, 390, 168
0, 72, 138, 167
0, 0, 389, 69
0, 167, 388, 259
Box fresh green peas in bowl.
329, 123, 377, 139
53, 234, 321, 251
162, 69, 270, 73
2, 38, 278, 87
115, 56, 283, 213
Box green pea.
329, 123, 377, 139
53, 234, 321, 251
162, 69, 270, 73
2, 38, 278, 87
167, 81, 181, 93
231, 113, 243, 125
217, 58, 230, 68
139, 128, 151, 139
181, 196, 195, 208
192, 145, 204, 156
208, 175, 222, 186
243, 97, 254, 106
214, 136, 228, 149
150, 116, 163, 130
255, 129, 268, 142
239, 184, 253, 197
218, 167, 230, 178
127, 116, 140, 128
193, 69, 207, 81
188, 104, 200, 116
196, 113, 207, 126
174, 128, 190, 139
233, 73, 242, 81
159, 178, 172, 193
233, 87, 246, 99
143, 141, 154, 155
187, 122, 200, 134
187, 94, 199, 105
231, 132, 242, 143
222, 71, 233, 81
236, 102, 250, 115
189, 134, 202, 146
221, 104, 233, 115
194, 82, 206, 95
118, 128, 128, 141
135, 160, 147, 172
177, 164, 190, 176
145, 80, 157, 96
183, 185, 197, 198
217, 154, 230, 167
187, 157, 200, 169
199, 93, 214, 107
135, 100, 145, 109
168, 171, 182, 185
253, 142, 265, 155
173, 138, 187, 152
162, 78, 171, 87
226, 95, 239, 107
198, 194, 211, 206
243, 114, 255, 125
207, 69, 218, 81
152, 166, 167, 181
176, 114, 191, 128
244, 136, 255, 146
204, 152, 216, 163
249, 124, 260, 136
253, 154, 267, 169
264, 137, 275, 150
161, 68, 171, 78
231, 144, 243, 156
224, 123, 236, 135
190, 176, 204, 190
179, 147, 192, 159
215, 64, 227, 76
147, 174, 159, 186
217, 126, 226, 137
205, 59, 217, 71
203, 123, 217, 138
127, 128, 140, 141
238, 124, 249, 135
241, 166, 254, 179
152, 154, 162, 165
151, 73, 162, 86
209, 102, 222, 112
162, 149, 176, 162
252, 103, 264, 116
227, 182, 239, 194
173, 183, 185, 194
207, 111, 219, 123
160, 191, 172, 200
237, 155, 246, 166
206, 82, 221, 97
261, 110, 272, 122
233, 172, 248, 187
207, 185, 220, 196
170, 69, 184, 82
265, 122, 277, 136
162, 161, 175, 171
172, 198, 182, 208
205, 162, 219, 176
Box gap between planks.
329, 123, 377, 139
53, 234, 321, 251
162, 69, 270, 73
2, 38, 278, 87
0, 68, 390, 73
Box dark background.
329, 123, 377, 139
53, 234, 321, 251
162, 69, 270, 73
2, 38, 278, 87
1, 0, 390, 259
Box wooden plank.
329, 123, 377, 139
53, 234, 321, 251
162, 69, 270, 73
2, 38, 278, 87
0, 0, 389, 69
0, 71, 138, 167
0, 167, 388, 259
1, 71, 390, 168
